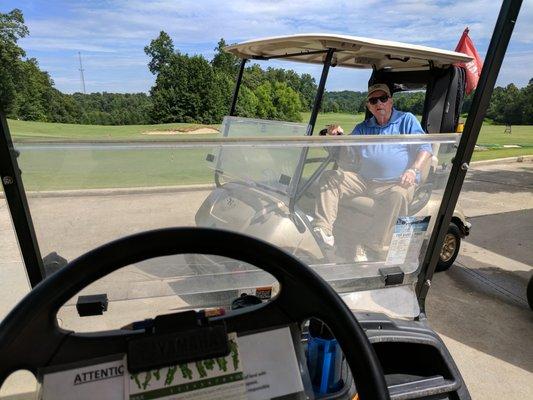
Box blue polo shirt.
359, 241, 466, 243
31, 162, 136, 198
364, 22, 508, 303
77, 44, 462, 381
351, 109, 432, 181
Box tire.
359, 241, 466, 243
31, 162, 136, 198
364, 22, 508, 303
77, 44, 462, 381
436, 223, 461, 272
527, 276, 533, 311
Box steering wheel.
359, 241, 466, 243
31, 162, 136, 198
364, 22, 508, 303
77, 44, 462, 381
0, 228, 390, 399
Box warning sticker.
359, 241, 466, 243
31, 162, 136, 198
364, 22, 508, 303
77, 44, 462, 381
386, 216, 431, 266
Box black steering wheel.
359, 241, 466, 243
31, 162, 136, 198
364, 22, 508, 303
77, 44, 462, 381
0, 228, 390, 399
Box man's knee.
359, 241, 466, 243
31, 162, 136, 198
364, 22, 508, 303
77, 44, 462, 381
376, 185, 413, 211
389, 185, 413, 201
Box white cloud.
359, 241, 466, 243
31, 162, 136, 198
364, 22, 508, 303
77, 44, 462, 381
16, 0, 532, 92
22, 37, 117, 52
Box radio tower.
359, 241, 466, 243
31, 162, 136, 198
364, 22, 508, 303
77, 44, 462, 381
78, 52, 86, 94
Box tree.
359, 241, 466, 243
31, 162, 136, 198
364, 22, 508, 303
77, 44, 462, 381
254, 82, 276, 120
271, 82, 302, 121
521, 80, 533, 124
236, 86, 259, 118
486, 83, 525, 124
144, 31, 175, 75
0, 9, 28, 114
11, 58, 52, 121
211, 38, 239, 77
252, 81, 301, 122
298, 74, 317, 110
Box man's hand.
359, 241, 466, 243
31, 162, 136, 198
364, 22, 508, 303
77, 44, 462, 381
400, 169, 416, 186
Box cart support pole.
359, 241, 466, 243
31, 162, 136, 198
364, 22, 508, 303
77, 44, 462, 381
415, 0, 522, 314
0, 113, 45, 287
307, 48, 335, 135
289, 49, 335, 214
229, 59, 247, 116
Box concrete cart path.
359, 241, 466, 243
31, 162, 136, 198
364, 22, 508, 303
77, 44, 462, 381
1, 160, 532, 399
426, 159, 533, 399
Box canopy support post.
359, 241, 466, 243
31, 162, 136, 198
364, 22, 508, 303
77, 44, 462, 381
229, 59, 247, 116
288, 49, 335, 216
307, 48, 335, 135
0, 113, 45, 287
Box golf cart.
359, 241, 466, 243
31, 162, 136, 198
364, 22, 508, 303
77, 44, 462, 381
194, 34, 472, 272
0, 1, 522, 399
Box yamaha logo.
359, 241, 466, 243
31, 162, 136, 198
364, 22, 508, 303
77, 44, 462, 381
224, 197, 236, 209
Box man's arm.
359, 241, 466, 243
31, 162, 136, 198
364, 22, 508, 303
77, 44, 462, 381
401, 113, 432, 186
401, 150, 432, 186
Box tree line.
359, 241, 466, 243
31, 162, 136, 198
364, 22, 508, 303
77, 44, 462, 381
1, 9, 531, 126
144, 33, 316, 124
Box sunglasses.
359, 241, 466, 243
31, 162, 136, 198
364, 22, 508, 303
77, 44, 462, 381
368, 95, 390, 105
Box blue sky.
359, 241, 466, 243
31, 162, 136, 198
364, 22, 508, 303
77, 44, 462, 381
3, 0, 532, 94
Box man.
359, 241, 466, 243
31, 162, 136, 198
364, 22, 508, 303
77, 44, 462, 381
313, 83, 432, 259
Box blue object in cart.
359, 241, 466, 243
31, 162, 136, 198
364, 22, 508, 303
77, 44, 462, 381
307, 333, 343, 395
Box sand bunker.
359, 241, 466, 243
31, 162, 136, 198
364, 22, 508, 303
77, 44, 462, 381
142, 127, 219, 135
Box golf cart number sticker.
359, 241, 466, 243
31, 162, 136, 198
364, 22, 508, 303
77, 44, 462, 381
127, 332, 247, 400
386, 216, 431, 266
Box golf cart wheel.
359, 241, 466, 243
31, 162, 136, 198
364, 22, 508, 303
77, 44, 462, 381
436, 223, 461, 272
527, 275, 533, 311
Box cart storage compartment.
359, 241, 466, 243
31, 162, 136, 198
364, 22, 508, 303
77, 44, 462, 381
373, 342, 460, 399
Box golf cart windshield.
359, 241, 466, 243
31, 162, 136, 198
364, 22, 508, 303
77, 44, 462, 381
10, 127, 459, 326
214, 116, 308, 195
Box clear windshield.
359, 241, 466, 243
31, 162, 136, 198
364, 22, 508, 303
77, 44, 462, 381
212, 116, 309, 195
11, 123, 459, 320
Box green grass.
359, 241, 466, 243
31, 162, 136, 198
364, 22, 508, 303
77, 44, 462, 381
6, 119, 219, 141
471, 147, 533, 161
17, 147, 214, 191
302, 112, 367, 132
471, 124, 532, 146
5, 115, 532, 190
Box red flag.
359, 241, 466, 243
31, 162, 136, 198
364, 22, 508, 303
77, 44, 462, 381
454, 28, 483, 94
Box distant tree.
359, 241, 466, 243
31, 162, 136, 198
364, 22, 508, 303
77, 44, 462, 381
252, 81, 301, 122
211, 38, 239, 77
236, 86, 259, 118
486, 83, 524, 124
521, 80, 533, 124
243, 64, 266, 91
11, 58, 52, 121
271, 81, 302, 121
0, 9, 28, 114
255, 82, 276, 119
210, 71, 233, 120
323, 90, 366, 114
299, 73, 318, 110
144, 31, 175, 75
147, 33, 229, 124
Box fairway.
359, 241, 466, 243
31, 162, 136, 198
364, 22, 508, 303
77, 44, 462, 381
6, 119, 220, 142
5, 115, 532, 191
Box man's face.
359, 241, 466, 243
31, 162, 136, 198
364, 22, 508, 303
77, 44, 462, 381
367, 90, 393, 121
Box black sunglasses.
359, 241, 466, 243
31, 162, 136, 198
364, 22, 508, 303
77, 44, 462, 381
368, 95, 390, 105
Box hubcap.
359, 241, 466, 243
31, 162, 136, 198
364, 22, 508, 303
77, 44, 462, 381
440, 233, 457, 262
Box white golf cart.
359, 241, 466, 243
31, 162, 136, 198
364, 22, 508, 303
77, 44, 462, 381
194, 33, 472, 272
0, 1, 522, 399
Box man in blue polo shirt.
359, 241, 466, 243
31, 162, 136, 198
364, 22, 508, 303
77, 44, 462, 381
313, 83, 432, 259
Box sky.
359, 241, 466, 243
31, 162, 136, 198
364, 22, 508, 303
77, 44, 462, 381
2, 0, 532, 94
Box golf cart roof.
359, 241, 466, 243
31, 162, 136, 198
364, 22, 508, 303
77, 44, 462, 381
225, 33, 472, 70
